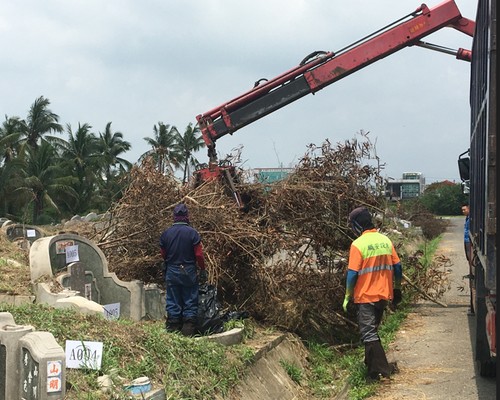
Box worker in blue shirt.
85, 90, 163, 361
462, 203, 474, 316
160, 203, 208, 336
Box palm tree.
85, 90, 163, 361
20, 96, 63, 149
16, 140, 76, 224
175, 123, 206, 183
59, 123, 100, 213
0, 115, 24, 163
96, 122, 132, 205
0, 116, 25, 216
141, 122, 181, 175
97, 122, 132, 181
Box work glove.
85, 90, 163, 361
392, 289, 402, 308
199, 269, 208, 285
342, 295, 350, 313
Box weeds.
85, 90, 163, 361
417, 235, 442, 267
280, 359, 303, 384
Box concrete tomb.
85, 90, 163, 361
29, 233, 164, 321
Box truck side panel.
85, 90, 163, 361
469, 0, 496, 377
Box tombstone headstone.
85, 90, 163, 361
5, 224, 43, 244
66, 263, 86, 297
0, 312, 34, 400
20, 332, 65, 399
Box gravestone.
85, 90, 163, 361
4, 224, 44, 244
30, 234, 149, 321
66, 262, 86, 298
0, 313, 65, 400
0, 312, 34, 400
20, 332, 65, 399
61, 262, 101, 303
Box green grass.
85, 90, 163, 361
417, 235, 442, 267
305, 341, 349, 398
0, 303, 254, 399
0, 290, 416, 400
280, 359, 303, 384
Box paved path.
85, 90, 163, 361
367, 216, 496, 400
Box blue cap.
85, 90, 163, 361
173, 203, 188, 216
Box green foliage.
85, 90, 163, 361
0, 96, 205, 224
420, 182, 467, 215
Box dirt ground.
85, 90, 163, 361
367, 216, 496, 400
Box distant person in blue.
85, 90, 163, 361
462, 203, 474, 316
160, 203, 208, 336
462, 203, 471, 263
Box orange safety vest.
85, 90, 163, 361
348, 229, 400, 304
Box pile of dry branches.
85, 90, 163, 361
84, 134, 444, 344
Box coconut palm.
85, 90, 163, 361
58, 123, 100, 213
0, 116, 25, 216
0, 115, 24, 163
16, 140, 77, 224
97, 122, 132, 181
19, 96, 63, 149
96, 122, 132, 205
141, 122, 181, 175
175, 123, 206, 183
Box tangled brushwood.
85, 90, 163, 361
80, 134, 448, 344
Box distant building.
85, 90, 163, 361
252, 167, 294, 183
385, 172, 426, 201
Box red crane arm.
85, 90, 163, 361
196, 0, 474, 162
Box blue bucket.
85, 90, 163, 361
124, 377, 152, 395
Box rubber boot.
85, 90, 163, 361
181, 318, 197, 337
365, 340, 392, 380
165, 318, 182, 333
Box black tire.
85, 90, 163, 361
478, 359, 496, 378
474, 261, 496, 377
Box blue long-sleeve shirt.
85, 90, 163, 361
464, 216, 470, 243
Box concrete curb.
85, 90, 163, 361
197, 327, 244, 346
0, 294, 35, 306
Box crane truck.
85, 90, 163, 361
195, 0, 495, 376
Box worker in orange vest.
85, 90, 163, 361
343, 207, 402, 380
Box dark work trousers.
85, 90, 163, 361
357, 300, 391, 378
464, 241, 471, 263
465, 241, 475, 313
165, 264, 199, 322
357, 300, 387, 343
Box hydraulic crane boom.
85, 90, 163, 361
196, 0, 474, 166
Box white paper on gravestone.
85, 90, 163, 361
103, 303, 121, 320
65, 244, 80, 263
26, 229, 36, 238
65, 340, 103, 370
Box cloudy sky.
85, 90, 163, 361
1, 0, 477, 183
